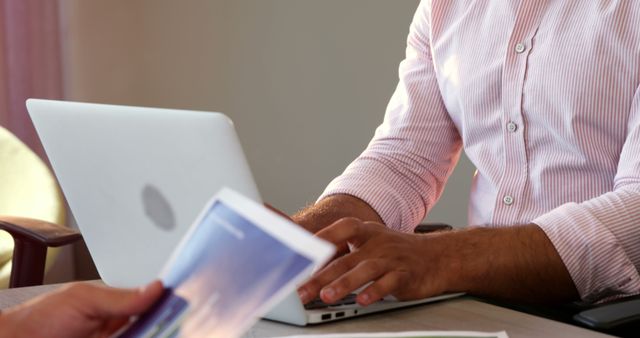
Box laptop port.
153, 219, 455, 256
335, 311, 345, 318
321, 314, 332, 321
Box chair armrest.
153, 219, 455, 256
574, 298, 640, 329
0, 216, 82, 288
0, 216, 81, 247
414, 223, 453, 234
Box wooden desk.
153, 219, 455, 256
0, 284, 612, 338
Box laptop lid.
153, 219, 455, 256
27, 99, 261, 288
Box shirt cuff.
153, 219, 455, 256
533, 202, 640, 303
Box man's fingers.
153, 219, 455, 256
298, 253, 360, 304
299, 218, 388, 304
72, 280, 164, 318
315, 217, 378, 247
357, 271, 405, 306
319, 259, 388, 304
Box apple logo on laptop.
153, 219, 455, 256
142, 184, 176, 231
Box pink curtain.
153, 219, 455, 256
0, 0, 63, 155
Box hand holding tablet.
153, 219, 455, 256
118, 188, 335, 338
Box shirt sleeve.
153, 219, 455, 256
319, 1, 463, 233
533, 85, 640, 303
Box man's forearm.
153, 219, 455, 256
292, 194, 383, 233
442, 224, 579, 303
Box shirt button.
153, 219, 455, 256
515, 43, 526, 54
503, 195, 514, 206
507, 122, 518, 132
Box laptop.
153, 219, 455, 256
27, 99, 461, 326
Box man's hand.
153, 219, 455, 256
298, 218, 453, 306
0, 280, 163, 338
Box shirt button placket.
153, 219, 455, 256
501, 41, 527, 218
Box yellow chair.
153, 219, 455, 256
0, 125, 80, 288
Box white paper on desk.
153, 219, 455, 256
274, 331, 509, 338
117, 187, 335, 338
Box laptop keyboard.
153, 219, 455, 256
304, 293, 358, 310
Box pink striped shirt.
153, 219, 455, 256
321, 1, 640, 302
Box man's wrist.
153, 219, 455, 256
292, 194, 383, 233
417, 229, 474, 295
443, 227, 497, 294
428, 224, 579, 302
431, 226, 537, 296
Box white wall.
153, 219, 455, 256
61, 0, 475, 227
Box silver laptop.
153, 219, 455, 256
27, 99, 461, 326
